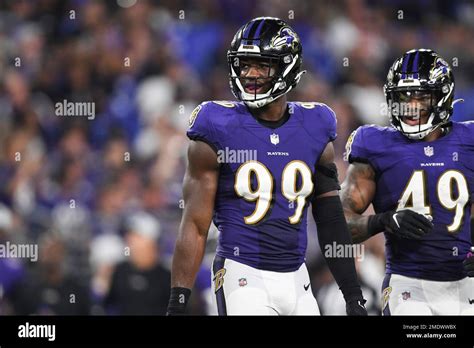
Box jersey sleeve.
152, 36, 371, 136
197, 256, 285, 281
186, 102, 221, 152
316, 103, 337, 142
460, 121, 474, 201
461, 120, 474, 146
345, 126, 372, 164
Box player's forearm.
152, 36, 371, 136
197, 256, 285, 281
339, 162, 377, 243
343, 209, 371, 243
171, 221, 208, 289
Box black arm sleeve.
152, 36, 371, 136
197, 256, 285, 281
313, 162, 340, 197
312, 195, 363, 302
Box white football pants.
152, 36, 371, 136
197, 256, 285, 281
382, 273, 474, 315
211, 256, 320, 315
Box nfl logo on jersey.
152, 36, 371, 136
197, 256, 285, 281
424, 146, 434, 157
270, 133, 280, 145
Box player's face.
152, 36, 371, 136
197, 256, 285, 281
239, 58, 277, 94
397, 90, 434, 126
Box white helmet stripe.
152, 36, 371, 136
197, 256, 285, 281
397, 112, 437, 139
282, 54, 298, 78
439, 83, 453, 105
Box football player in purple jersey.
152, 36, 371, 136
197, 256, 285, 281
341, 49, 474, 315
167, 17, 366, 315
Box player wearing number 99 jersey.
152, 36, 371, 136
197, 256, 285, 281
341, 49, 474, 315
167, 17, 367, 316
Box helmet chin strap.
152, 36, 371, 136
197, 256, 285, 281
236, 78, 272, 101
236, 78, 285, 108
238, 70, 306, 109
245, 81, 295, 108
245, 91, 285, 109
397, 112, 438, 140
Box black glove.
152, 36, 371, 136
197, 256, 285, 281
346, 297, 368, 316
463, 248, 474, 277
166, 287, 191, 315
369, 209, 434, 239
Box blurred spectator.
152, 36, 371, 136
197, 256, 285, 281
89, 233, 125, 314
104, 211, 170, 315
8, 233, 91, 315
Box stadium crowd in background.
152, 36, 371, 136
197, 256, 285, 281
0, 0, 473, 315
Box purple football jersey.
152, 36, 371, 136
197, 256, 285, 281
347, 122, 474, 281
187, 101, 337, 271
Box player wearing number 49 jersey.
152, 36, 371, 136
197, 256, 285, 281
167, 17, 367, 316
341, 49, 474, 315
